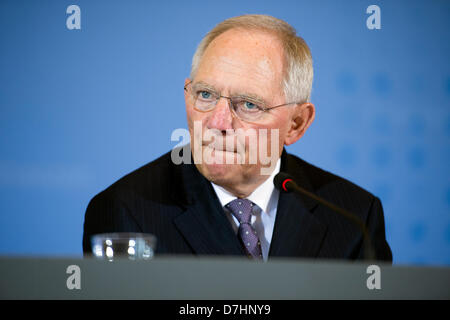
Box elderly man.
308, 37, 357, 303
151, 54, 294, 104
83, 14, 392, 262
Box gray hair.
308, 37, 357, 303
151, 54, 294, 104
190, 14, 313, 103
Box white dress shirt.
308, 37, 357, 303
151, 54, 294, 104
211, 159, 281, 261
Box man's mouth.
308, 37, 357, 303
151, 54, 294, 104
202, 137, 240, 153
203, 144, 237, 153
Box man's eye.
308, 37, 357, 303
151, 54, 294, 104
234, 99, 262, 113
244, 101, 257, 110
198, 91, 212, 100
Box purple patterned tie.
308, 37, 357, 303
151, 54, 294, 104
227, 198, 262, 260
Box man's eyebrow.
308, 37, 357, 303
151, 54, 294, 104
192, 81, 218, 92
232, 92, 268, 106
193, 81, 269, 105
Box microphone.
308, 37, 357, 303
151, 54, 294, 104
274, 172, 376, 261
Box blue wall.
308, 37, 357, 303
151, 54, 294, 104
0, 0, 449, 265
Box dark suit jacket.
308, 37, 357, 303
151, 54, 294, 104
83, 149, 392, 262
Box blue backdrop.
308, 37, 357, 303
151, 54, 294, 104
1, 0, 449, 265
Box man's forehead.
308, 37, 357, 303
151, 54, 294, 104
206, 55, 275, 81
205, 29, 284, 68
209, 28, 282, 49
196, 29, 285, 94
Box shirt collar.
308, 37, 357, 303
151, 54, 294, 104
211, 158, 281, 214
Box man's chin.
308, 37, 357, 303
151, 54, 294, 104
195, 161, 244, 186
193, 147, 250, 184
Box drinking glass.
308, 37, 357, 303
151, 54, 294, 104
91, 232, 157, 261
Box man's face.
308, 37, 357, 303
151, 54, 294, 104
185, 29, 305, 191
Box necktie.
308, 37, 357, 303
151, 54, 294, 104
226, 198, 262, 260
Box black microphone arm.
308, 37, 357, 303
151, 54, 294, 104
274, 172, 376, 261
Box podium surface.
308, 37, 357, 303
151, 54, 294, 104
1, 256, 449, 299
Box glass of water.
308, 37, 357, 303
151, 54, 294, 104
91, 232, 157, 261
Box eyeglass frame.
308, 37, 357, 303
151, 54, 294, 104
184, 80, 303, 122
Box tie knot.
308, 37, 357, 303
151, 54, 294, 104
226, 198, 254, 224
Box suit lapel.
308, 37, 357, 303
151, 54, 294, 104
170, 148, 328, 258
172, 161, 245, 256
269, 151, 328, 258
269, 191, 328, 258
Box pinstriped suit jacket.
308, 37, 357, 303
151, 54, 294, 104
83, 149, 392, 262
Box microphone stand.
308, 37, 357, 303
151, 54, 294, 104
282, 178, 376, 261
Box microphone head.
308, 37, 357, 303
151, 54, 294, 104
274, 172, 295, 192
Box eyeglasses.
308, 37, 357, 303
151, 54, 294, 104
184, 81, 301, 123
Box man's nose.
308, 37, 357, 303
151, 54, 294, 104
206, 97, 234, 131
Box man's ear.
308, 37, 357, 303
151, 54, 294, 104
184, 78, 191, 93
284, 102, 315, 146
184, 78, 191, 103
